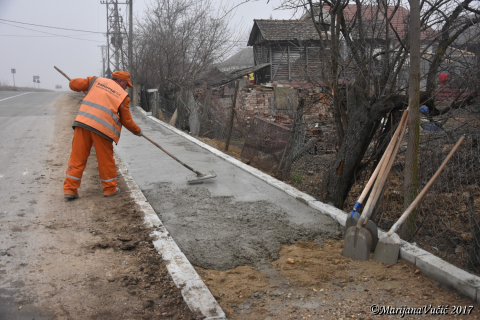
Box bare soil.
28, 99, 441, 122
197, 239, 479, 319
195, 136, 480, 319
2, 93, 197, 319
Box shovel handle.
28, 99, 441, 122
356, 109, 409, 208
358, 109, 409, 227
388, 136, 465, 235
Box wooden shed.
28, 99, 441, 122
247, 19, 329, 84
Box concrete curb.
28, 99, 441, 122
114, 152, 226, 320
137, 107, 480, 303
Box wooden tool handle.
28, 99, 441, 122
359, 117, 408, 227
54, 66, 71, 81
142, 133, 203, 176
357, 109, 409, 226
388, 136, 465, 235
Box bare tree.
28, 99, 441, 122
278, 0, 480, 210
133, 0, 243, 95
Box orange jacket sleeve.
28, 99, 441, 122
69, 76, 96, 92
118, 96, 141, 135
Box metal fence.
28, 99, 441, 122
142, 87, 480, 275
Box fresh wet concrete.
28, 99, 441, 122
115, 107, 341, 271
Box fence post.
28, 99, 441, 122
225, 80, 240, 151
282, 96, 305, 180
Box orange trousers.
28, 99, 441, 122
63, 127, 118, 196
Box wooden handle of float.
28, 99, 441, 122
357, 109, 409, 227
388, 135, 465, 235
357, 109, 409, 205
141, 133, 203, 176
54, 66, 71, 81
54, 66, 88, 95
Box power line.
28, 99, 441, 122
0, 18, 104, 34
0, 22, 105, 43
0, 33, 100, 37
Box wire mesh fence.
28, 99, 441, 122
141, 84, 480, 275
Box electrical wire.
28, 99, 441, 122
0, 18, 104, 34
0, 33, 101, 37
0, 21, 105, 43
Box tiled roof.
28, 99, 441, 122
333, 5, 436, 40
247, 19, 323, 45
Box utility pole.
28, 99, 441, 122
98, 45, 107, 77
100, 0, 128, 78
401, 0, 421, 239
128, 0, 133, 96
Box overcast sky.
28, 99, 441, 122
0, 0, 296, 91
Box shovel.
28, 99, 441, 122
343, 113, 408, 260
345, 109, 409, 249
346, 109, 409, 230
373, 136, 465, 265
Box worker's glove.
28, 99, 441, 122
134, 130, 143, 137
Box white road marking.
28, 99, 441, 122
0, 92, 31, 102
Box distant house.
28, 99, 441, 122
247, 19, 329, 84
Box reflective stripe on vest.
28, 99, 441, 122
74, 77, 127, 144
80, 101, 121, 126
77, 111, 121, 137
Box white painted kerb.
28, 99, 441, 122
115, 152, 226, 319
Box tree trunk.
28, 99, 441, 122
321, 103, 383, 208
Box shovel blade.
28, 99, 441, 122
345, 216, 378, 252
373, 233, 401, 265
343, 226, 372, 261
365, 220, 379, 251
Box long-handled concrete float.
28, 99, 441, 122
373, 136, 465, 265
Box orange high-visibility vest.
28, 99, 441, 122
74, 77, 127, 144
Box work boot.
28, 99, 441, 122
105, 187, 120, 197
64, 193, 79, 200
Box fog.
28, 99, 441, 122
0, 0, 295, 91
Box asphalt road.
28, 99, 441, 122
0, 91, 63, 320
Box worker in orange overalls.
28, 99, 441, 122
64, 71, 142, 200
